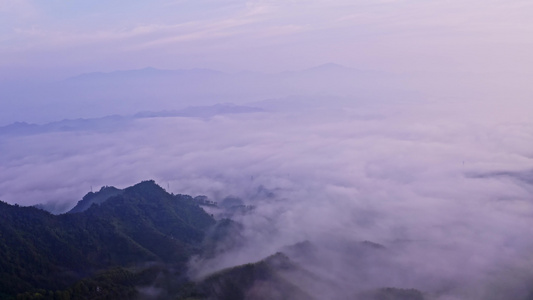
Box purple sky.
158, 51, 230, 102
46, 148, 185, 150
1, 0, 532, 79
1, 0, 532, 126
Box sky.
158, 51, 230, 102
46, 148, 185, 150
1, 1, 533, 298
1, 0, 532, 125
1, 0, 533, 80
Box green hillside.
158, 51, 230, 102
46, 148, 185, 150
182, 252, 314, 300
0, 180, 215, 299
0, 180, 427, 300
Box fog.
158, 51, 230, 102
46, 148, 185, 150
1, 87, 532, 298
1, 1, 533, 298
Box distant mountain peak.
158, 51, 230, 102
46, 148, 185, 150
68, 185, 123, 213
67, 66, 224, 81
315, 62, 346, 68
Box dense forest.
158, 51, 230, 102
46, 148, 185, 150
0, 180, 215, 299
0, 180, 425, 300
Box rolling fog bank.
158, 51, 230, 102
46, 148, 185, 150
1, 89, 532, 298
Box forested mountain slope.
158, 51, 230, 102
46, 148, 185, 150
0, 180, 215, 299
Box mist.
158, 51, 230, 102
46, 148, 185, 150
2, 0, 533, 298
1, 88, 532, 298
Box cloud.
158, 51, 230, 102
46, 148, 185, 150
0, 93, 532, 297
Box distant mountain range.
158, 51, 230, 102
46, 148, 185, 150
67, 63, 379, 83
0, 63, 412, 126
63, 63, 399, 104
134, 103, 264, 119
0, 180, 427, 299
0, 103, 264, 136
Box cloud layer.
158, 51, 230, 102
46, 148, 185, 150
1, 94, 532, 298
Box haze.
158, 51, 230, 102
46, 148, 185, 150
1, 1, 533, 299
1, 0, 533, 124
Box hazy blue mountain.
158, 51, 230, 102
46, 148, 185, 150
0, 103, 264, 137
195, 252, 315, 300
0, 63, 411, 126
134, 103, 264, 119
187, 248, 425, 300
65, 63, 400, 100
68, 67, 225, 82
0, 115, 130, 136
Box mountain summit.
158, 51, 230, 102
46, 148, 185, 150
0, 180, 215, 298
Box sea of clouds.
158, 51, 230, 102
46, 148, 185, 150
0, 91, 532, 298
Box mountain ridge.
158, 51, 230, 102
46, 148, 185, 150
0, 180, 215, 298
1, 180, 429, 300
0, 103, 265, 138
